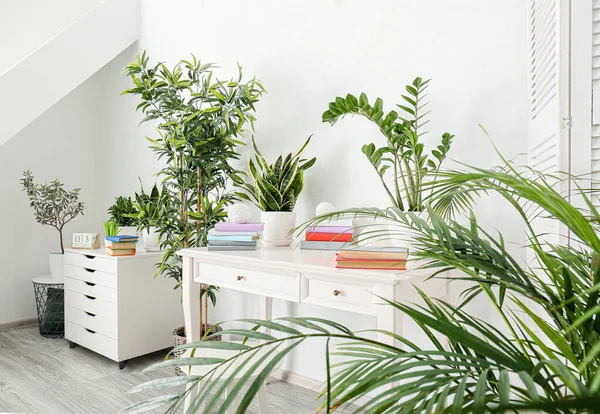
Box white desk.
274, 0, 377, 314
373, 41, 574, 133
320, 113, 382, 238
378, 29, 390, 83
179, 247, 450, 347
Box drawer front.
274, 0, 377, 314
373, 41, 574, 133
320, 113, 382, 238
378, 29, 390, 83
65, 277, 117, 303
197, 262, 300, 302
65, 252, 116, 274
65, 291, 116, 320
302, 274, 376, 315
65, 306, 116, 339
65, 322, 117, 361
65, 265, 117, 289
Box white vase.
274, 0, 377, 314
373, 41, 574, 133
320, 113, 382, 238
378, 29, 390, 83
48, 253, 64, 280
142, 227, 161, 252
261, 211, 296, 247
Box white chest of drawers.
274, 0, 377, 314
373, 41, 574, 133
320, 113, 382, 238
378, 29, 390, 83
64, 248, 183, 369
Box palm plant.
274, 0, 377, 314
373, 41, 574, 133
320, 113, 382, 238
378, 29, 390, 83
323, 77, 454, 212
123, 159, 600, 413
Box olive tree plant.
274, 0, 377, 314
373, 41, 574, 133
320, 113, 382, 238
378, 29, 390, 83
122, 52, 264, 332
21, 170, 85, 254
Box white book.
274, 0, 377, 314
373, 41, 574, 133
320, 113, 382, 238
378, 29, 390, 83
208, 229, 259, 236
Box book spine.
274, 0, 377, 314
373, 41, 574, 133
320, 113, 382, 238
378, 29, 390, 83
208, 240, 257, 247
207, 246, 257, 251
207, 235, 256, 242
300, 241, 348, 251
305, 232, 353, 242
214, 223, 265, 231
306, 226, 354, 234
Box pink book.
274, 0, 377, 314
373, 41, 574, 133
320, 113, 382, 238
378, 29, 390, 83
307, 225, 354, 234
215, 222, 264, 231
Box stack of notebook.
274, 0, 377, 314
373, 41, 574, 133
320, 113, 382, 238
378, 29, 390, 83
335, 247, 408, 270
105, 235, 138, 256
207, 222, 264, 251
301, 220, 354, 251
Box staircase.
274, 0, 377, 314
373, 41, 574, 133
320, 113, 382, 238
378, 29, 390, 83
0, 0, 139, 147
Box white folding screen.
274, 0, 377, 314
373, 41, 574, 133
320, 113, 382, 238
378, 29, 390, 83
591, 0, 600, 206
527, 0, 571, 246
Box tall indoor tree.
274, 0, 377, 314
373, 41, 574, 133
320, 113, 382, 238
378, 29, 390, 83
122, 52, 265, 332
123, 156, 600, 413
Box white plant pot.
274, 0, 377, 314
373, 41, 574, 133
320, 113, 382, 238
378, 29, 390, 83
48, 253, 64, 280
261, 211, 296, 247
142, 227, 161, 252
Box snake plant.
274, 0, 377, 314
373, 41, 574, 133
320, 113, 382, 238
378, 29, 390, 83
234, 136, 316, 212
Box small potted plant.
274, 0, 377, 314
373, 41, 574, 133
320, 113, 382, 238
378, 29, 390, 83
128, 183, 168, 252
235, 136, 316, 246
21, 171, 85, 279
107, 196, 138, 236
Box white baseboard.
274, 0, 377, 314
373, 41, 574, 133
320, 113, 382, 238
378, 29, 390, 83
271, 368, 370, 408
271, 368, 324, 393
0, 318, 37, 332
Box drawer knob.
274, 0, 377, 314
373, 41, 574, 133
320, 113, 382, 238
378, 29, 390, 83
333, 290, 341, 296
237, 275, 244, 281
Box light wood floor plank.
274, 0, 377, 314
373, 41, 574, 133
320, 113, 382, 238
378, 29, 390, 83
0, 326, 356, 413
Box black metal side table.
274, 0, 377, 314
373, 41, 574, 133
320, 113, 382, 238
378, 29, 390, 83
32, 275, 65, 338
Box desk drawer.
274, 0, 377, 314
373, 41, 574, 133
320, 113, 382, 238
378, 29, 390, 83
65, 252, 116, 274
65, 277, 117, 303
302, 274, 375, 315
66, 322, 117, 361
65, 265, 117, 289
65, 306, 116, 339
197, 262, 300, 302
65, 291, 116, 320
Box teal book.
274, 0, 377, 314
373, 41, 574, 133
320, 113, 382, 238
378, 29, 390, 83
207, 234, 258, 242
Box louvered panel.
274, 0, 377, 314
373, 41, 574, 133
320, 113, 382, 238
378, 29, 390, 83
528, 0, 569, 256
591, 1, 600, 207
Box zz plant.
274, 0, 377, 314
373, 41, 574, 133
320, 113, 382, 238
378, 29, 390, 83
21, 170, 85, 254
234, 136, 316, 212
323, 77, 454, 212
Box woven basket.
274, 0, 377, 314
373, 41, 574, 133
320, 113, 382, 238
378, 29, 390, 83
172, 325, 223, 376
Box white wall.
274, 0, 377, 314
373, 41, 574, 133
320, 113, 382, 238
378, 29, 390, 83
88, 0, 528, 382
0, 76, 104, 325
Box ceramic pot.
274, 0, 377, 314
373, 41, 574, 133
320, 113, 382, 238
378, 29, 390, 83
48, 252, 64, 279
261, 211, 296, 247
142, 227, 161, 252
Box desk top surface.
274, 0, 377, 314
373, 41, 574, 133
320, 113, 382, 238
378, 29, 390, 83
180, 246, 436, 283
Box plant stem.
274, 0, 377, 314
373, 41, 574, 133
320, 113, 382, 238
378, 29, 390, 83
59, 227, 64, 254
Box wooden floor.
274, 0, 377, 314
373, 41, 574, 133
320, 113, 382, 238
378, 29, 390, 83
0, 326, 352, 414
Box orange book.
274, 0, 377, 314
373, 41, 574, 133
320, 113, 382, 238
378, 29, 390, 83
336, 260, 406, 270
105, 248, 136, 256
306, 232, 352, 242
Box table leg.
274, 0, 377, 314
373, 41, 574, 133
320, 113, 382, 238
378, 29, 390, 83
259, 296, 273, 336
182, 256, 201, 412
375, 283, 399, 348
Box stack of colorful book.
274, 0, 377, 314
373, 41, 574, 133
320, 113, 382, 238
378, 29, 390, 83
105, 235, 138, 256
335, 247, 408, 270
300, 220, 354, 251
207, 222, 265, 251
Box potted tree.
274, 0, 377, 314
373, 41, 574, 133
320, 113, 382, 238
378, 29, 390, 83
21, 170, 85, 279
122, 52, 265, 356
234, 136, 316, 246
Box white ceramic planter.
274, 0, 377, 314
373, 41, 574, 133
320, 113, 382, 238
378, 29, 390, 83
142, 227, 161, 252
261, 211, 296, 247
48, 252, 64, 280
